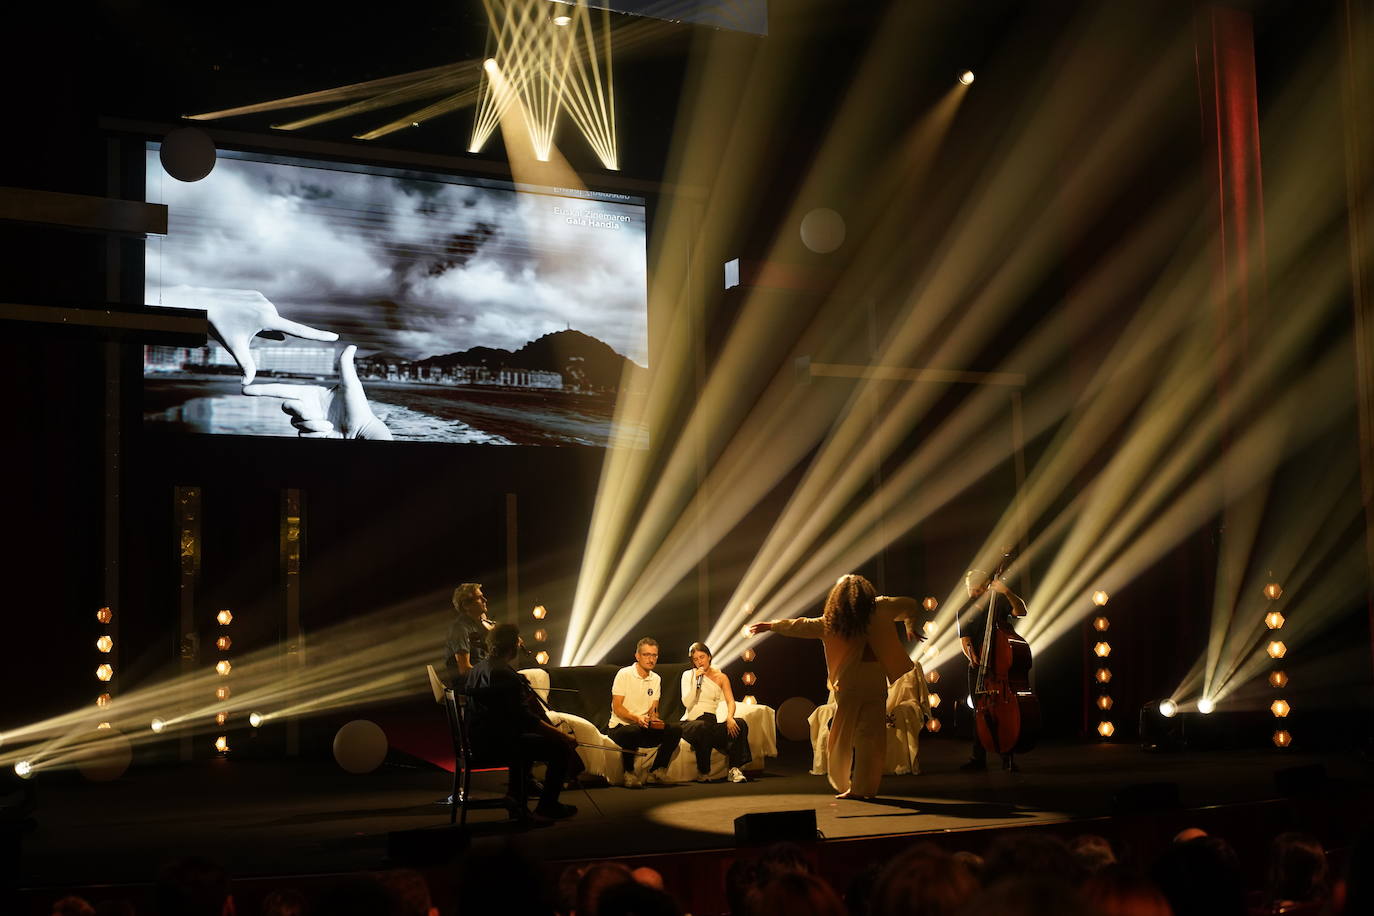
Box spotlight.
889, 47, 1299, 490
1092, 590, 1110, 607
216, 609, 233, 625
215, 712, 228, 726
533, 628, 548, 642
742, 648, 756, 662
484, 58, 498, 74
1269, 670, 1289, 688
740, 625, 753, 639
15, 761, 33, 779
928, 693, 941, 708
215, 660, 232, 676
216, 636, 232, 650
1263, 582, 1284, 600
215, 686, 231, 701
96, 722, 111, 730
1094, 642, 1111, 658
1270, 699, 1291, 718
923, 621, 938, 637
1098, 721, 1115, 738
1273, 730, 1292, 748
1158, 699, 1178, 718
1095, 667, 1112, 684
926, 718, 942, 733
533, 605, 547, 620
925, 670, 940, 685
96, 693, 111, 707
1093, 616, 1110, 632
1197, 698, 1215, 714
214, 736, 229, 753
965, 694, 975, 709
1267, 641, 1287, 659
96, 664, 113, 682
958, 69, 975, 86
96, 607, 113, 624
534, 651, 549, 665
741, 672, 758, 686
1265, 611, 1285, 630
1097, 695, 1114, 711
96, 636, 113, 653
1140, 700, 1186, 751
249, 712, 263, 728
922, 596, 938, 611
552, 14, 572, 26
150, 718, 166, 733
742, 695, 757, 705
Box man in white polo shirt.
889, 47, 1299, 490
608, 637, 683, 787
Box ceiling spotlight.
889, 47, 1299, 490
928, 693, 941, 708
1092, 590, 1110, 607
1263, 582, 1283, 600
249, 712, 264, 728
958, 70, 975, 86
1097, 721, 1115, 738
216, 609, 233, 626
552, 14, 572, 26
151, 718, 166, 733
1158, 699, 1177, 718
484, 58, 499, 74
15, 761, 33, 779
1197, 698, 1215, 714
532, 605, 547, 620
742, 648, 756, 662
922, 596, 938, 611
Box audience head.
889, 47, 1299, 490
1266, 832, 1327, 905
1151, 835, 1245, 916
964, 876, 1087, 916
155, 857, 234, 916
1171, 828, 1207, 844
868, 842, 977, 916
596, 882, 681, 916
983, 834, 1084, 885
755, 842, 815, 882
51, 897, 95, 916
374, 869, 437, 916
724, 859, 758, 915
746, 872, 845, 916
950, 851, 984, 885
577, 863, 635, 916
1069, 834, 1118, 874
257, 889, 306, 916
1081, 866, 1173, 916
823, 575, 877, 638
487, 623, 522, 660
631, 867, 665, 891
311, 876, 393, 916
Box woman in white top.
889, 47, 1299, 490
680, 642, 751, 782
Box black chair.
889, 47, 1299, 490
426, 665, 522, 826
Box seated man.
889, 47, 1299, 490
464, 623, 580, 819
608, 637, 683, 787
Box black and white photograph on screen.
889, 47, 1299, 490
143, 148, 650, 446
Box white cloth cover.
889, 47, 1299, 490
808, 663, 930, 777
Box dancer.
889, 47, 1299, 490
749, 575, 920, 799
679, 642, 751, 783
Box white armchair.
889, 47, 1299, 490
808, 664, 931, 776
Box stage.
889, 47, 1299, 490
16, 734, 1370, 904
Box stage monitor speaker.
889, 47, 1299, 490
734, 809, 818, 846
386, 825, 470, 865
1274, 763, 1327, 797
1112, 782, 1181, 816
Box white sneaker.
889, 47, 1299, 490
645, 768, 669, 785
623, 772, 643, 789
695, 771, 711, 782
728, 767, 747, 783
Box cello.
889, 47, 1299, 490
972, 555, 1041, 758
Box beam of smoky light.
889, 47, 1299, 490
186, 63, 472, 121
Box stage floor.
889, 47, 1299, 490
17, 736, 1366, 889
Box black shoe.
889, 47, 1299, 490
958, 759, 987, 772
533, 802, 578, 819
1002, 756, 1020, 772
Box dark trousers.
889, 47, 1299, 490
608, 723, 682, 772
510, 732, 572, 810
681, 713, 751, 773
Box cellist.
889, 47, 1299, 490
958, 568, 1028, 772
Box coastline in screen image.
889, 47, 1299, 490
143, 149, 649, 447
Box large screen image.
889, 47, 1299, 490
144, 148, 649, 446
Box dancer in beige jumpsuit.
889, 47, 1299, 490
749, 575, 921, 798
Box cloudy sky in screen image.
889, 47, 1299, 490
146, 150, 649, 366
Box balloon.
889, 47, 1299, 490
160, 127, 217, 182
799, 208, 845, 254
76, 728, 133, 782
776, 696, 818, 742
332, 719, 388, 774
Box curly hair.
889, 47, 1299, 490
823, 574, 877, 638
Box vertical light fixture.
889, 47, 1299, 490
1263, 576, 1290, 748
175, 485, 201, 761
1091, 590, 1112, 739
95, 606, 114, 722
215, 607, 233, 751
282, 488, 304, 755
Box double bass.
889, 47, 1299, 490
972, 556, 1041, 757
